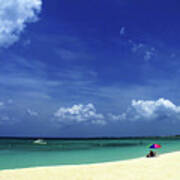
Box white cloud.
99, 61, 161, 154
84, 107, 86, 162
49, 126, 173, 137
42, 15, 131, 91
27, 108, 38, 116
131, 98, 180, 119
144, 48, 155, 61
54, 103, 106, 125
112, 98, 180, 122
0, 102, 4, 107
131, 43, 144, 53
0, 0, 42, 47
108, 113, 126, 121
120, 27, 125, 36
128, 40, 144, 53
7, 99, 13, 104
128, 40, 156, 61
144, 51, 154, 61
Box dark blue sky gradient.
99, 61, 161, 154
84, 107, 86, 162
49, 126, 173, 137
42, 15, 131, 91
0, 0, 180, 137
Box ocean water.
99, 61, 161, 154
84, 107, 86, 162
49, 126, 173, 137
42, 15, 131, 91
0, 137, 180, 170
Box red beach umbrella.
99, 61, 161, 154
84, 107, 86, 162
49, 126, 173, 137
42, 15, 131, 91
148, 144, 161, 149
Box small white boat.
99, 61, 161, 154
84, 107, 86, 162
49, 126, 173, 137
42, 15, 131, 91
33, 139, 47, 145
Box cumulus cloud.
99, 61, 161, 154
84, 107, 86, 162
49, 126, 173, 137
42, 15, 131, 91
131, 98, 180, 119
54, 99, 180, 125
54, 104, 106, 125
0, 0, 42, 47
113, 98, 180, 122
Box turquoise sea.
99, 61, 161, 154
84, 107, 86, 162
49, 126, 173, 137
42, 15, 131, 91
0, 137, 180, 170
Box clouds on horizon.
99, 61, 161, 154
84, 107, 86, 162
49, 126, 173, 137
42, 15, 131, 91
1, 97, 180, 136
112, 98, 180, 122
0, 0, 42, 47
53, 98, 180, 127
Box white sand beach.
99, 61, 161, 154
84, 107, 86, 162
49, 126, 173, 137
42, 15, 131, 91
0, 151, 180, 180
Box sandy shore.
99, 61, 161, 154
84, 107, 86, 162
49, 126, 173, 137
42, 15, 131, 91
0, 151, 180, 180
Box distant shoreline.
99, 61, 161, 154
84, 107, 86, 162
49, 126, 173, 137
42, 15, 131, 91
0, 135, 179, 140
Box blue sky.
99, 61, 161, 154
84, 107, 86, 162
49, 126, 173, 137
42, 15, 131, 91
0, 0, 180, 137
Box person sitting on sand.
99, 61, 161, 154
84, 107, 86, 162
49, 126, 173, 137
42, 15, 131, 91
146, 150, 156, 158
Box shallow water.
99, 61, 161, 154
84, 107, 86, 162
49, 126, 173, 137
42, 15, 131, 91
0, 137, 180, 170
